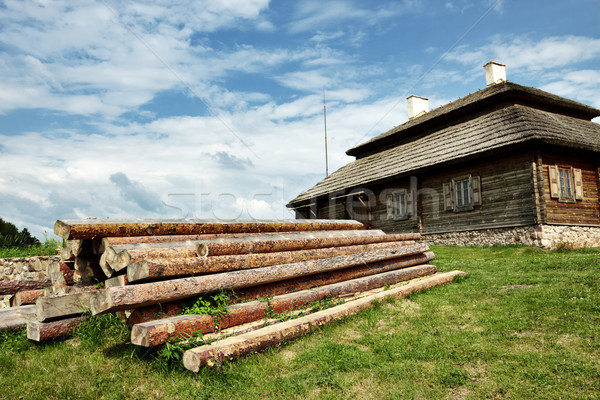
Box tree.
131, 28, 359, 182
0, 218, 40, 248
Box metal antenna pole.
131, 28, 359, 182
323, 88, 329, 177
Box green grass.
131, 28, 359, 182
1, 246, 599, 399
0, 239, 61, 258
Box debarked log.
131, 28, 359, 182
92, 243, 429, 315
27, 315, 88, 341
128, 241, 418, 282
131, 264, 438, 347
48, 261, 75, 287
112, 229, 392, 270
54, 218, 364, 240
0, 278, 52, 295
183, 270, 466, 371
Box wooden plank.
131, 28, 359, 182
182, 270, 466, 371
92, 243, 429, 315
131, 264, 438, 347
54, 219, 364, 240
0, 305, 37, 331
36, 291, 96, 321
27, 316, 88, 341
127, 240, 417, 282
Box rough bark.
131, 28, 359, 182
27, 316, 88, 341
12, 289, 45, 306
183, 270, 466, 371
128, 241, 417, 282
0, 305, 37, 331
126, 252, 434, 327
0, 279, 52, 295
196, 232, 418, 257
131, 264, 437, 347
54, 218, 364, 240
92, 243, 429, 314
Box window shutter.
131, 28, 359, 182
386, 194, 393, 220
406, 190, 414, 216
548, 165, 560, 198
573, 168, 583, 200
442, 183, 453, 211
471, 175, 482, 206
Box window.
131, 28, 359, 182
549, 165, 583, 202
386, 189, 412, 220
443, 175, 481, 212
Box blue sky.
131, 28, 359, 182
1, 0, 599, 239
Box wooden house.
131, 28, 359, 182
287, 62, 600, 248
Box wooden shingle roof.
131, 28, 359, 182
288, 83, 600, 207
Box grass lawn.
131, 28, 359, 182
1, 246, 599, 399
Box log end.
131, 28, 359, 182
127, 261, 149, 283
197, 243, 209, 257
130, 325, 150, 347
113, 251, 131, 272
54, 220, 71, 240
90, 289, 112, 315
183, 349, 202, 373
26, 321, 41, 342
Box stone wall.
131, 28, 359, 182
0, 256, 59, 308
424, 224, 600, 249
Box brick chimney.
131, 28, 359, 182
407, 95, 429, 120
484, 61, 506, 86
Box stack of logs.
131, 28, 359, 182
1, 218, 464, 371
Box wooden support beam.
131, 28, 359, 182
128, 241, 417, 282
36, 291, 96, 321
0, 278, 51, 295
91, 243, 429, 315
131, 264, 437, 347
0, 305, 37, 331
54, 218, 364, 240
183, 270, 466, 371
27, 316, 88, 341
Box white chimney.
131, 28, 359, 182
407, 95, 429, 120
484, 61, 506, 86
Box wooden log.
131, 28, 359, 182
183, 270, 466, 371
27, 316, 88, 341
131, 264, 437, 347
12, 289, 45, 306
0, 278, 52, 295
234, 251, 435, 301
110, 230, 392, 269
128, 241, 416, 282
0, 305, 37, 331
92, 243, 429, 315
126, 303, 184, 327
74, 258, 106, 282
97, 231, 305, 254
48, 261, 75, 287
54, 218, 364, 240
126, 252, 434, 327
36, 291, 96, 321
99, 249, 115, 278
195, 232, 419, 258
